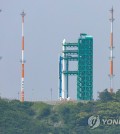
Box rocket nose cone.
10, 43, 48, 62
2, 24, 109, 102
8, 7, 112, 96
62, 39, 66, 45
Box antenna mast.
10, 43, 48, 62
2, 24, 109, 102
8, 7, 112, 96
20, 11, 26, 102
109, 7, 114, 93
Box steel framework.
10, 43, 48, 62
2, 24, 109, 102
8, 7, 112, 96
59, 33, 93, 100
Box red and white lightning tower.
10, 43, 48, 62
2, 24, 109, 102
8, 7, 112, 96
20, 11, 26, 102
109, 7, 114, 93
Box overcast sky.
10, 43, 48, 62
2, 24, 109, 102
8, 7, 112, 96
0, 0, 120, 101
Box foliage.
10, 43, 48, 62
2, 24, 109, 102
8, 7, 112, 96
115, 89, 120, 101
0, 94, 120, 134
98, 89, 113, 102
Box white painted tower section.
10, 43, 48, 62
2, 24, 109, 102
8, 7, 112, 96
62, 39, 67, 99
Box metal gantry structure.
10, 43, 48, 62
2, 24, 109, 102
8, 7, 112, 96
59, 33, 93, 100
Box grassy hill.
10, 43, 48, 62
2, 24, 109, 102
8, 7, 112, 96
0, 97, 120, 134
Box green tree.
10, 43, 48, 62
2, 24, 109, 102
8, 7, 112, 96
115, 89, 120, 101
98, 89, 113, 102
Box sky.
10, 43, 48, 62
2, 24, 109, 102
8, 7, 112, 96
0, 0, 120, 101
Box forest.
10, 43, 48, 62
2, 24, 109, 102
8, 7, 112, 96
0, 89, 120, 134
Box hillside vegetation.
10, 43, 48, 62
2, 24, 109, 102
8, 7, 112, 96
0, 89, 120, 134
